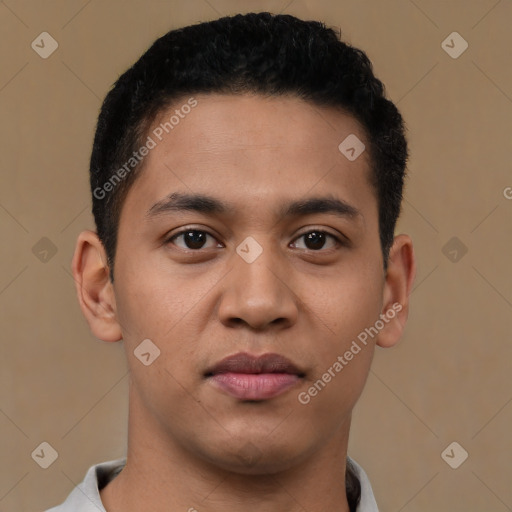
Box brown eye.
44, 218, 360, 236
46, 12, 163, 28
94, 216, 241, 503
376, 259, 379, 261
291, 230, 340, 251
168, 230, 218, 250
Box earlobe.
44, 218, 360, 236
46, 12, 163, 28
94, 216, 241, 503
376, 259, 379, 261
376, 234, 416, 348
71, 230, 122, 342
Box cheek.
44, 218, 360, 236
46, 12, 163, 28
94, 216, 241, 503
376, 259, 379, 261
297, 348, 374, 438
112, 257, 213, 400
298, 279, 380, 418
114, 271, 205, 425
297, 265, 382, 410
304, 260, 383, 338
113, 249, 202, 345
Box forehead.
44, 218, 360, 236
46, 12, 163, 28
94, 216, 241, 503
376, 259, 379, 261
150, 93, 368, 160
121, 93, 376, 223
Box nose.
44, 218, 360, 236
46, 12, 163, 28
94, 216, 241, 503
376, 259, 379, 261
217, 241, 299, 331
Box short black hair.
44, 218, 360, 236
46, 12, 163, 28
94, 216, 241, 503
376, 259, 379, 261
90, 12, 408, 281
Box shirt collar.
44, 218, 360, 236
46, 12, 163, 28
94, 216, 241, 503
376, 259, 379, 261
46, 456, 378, 511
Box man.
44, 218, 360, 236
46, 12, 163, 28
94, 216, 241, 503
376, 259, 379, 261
48, 12, 415, 512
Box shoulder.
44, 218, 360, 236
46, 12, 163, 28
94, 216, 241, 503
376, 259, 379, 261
45, 458, 126, 512
347, 456, 380, 512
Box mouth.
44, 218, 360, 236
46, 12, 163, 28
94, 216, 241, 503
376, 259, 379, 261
204, 352, 306, 401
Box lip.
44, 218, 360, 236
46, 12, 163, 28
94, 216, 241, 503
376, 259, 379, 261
205, 352, 305, 401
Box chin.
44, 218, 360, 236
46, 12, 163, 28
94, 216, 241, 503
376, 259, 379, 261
196, 436, 311, 476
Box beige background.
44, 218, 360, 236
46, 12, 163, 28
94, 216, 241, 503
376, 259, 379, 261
1, 0, 511, 511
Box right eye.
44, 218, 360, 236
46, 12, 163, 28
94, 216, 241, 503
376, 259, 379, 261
165, 229, 222, 251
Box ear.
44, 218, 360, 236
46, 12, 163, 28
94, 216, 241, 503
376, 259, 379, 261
376, 234, 416, 348
71, 230, 122, 342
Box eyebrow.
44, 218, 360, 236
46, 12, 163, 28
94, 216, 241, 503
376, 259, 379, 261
145, 192, 362, 222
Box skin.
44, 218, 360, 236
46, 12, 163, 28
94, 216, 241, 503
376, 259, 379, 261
72, 93, 416, 512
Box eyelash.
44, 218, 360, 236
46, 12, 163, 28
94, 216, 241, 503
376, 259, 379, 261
165, 227, 345, 252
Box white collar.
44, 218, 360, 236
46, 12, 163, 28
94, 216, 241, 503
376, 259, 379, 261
46, 456, 378, 511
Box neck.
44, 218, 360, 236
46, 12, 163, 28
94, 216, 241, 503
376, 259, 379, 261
100, 386, 353, 512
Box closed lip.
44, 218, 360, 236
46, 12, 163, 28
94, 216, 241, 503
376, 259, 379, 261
204, 352, 306, 377
204, 352, 306, 401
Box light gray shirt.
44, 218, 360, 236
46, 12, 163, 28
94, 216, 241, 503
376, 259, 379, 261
46, 456, 379, 511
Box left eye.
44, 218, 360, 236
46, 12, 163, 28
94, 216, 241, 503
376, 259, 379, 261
291, 230, 340, 251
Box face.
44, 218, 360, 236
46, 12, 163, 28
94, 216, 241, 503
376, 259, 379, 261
86, 94, 403, 474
